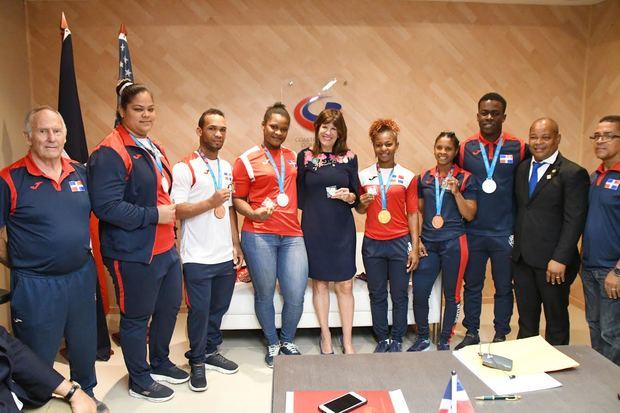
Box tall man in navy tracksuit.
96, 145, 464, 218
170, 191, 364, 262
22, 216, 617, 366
455, 93, 528, 349
0, 106, 102, 406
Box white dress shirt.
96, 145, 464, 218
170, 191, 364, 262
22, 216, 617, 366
528, 150, 559, 183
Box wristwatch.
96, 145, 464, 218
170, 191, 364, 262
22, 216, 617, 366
64, 381, 80, 401
613, 267, 620, 276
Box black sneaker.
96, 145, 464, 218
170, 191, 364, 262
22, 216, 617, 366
189, 363, 208, 392
279, 342, 302, 355
406, 337, 430, 352
437, 340, 450, 351
374, 339, 392, 353
265, 343, 281, 368
205, 352, 239, 374
129, 381, 174, 402
493, 335, 506, 343
150, 366, 190, 384
454, 332, 480, 350
389, 340, 402, 352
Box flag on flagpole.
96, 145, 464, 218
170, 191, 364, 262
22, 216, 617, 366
58, 12, 88, 164
438, 372, 475, 413
115, 23, 134, 126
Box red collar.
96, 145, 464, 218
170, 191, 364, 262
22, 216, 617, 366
596, 161, 620, 174
476, 132, 504, 146
116, 124, 140, 147
25, 152, 75, 183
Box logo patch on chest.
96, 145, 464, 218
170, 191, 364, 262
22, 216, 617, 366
30, 181, 43, 190
499, 154, 513, 164
604, 178, 619, 190
69, 180, 86, 192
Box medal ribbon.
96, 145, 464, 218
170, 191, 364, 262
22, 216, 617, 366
198, 150, 222, 190
263, 146, 286, 194
377, 164, 396, 210
130, 134, 164, 177
434, 167, 454, 216
478, 136, 504, 181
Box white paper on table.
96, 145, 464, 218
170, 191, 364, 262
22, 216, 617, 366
285, 391, 294, 413
484, 372, 562, 395
389, 389, 411, 413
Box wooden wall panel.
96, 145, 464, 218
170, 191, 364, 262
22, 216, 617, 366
581, 0, 620, 172
0, 0, 31, 329
571, 0, 620, 309
23, 0, 595, 311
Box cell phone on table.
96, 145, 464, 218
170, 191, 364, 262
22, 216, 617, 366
318, 391, 367, 413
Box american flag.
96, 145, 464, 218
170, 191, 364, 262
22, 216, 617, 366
115, 23, 134, 126
604, 178, 619, 190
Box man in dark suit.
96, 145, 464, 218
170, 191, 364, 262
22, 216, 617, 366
513, 117, 589, 345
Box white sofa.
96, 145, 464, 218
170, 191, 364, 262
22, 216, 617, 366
221, 233, 442, 331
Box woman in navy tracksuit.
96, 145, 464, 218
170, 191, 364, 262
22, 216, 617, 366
409, 132, 477, 352
87, 81, 187, 402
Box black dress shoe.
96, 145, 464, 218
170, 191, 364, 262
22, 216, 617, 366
492, 335, 506, 343
454, 332, 480, 350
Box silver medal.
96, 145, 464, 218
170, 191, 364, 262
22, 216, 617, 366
482, 178, 497, 194
276, 193, 289, 207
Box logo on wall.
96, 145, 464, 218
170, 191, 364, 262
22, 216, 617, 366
294, 96, 342, 131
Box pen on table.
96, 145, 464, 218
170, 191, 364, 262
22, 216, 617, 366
475, 395, 521, 401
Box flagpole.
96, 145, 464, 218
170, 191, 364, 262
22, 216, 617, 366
451, 370, 457, 413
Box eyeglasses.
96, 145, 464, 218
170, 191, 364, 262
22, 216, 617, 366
589, 133, 620, 142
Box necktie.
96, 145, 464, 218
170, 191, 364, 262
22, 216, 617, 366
529, 161, 544, 197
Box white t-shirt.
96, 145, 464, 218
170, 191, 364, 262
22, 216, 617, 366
171, 152, 234, 265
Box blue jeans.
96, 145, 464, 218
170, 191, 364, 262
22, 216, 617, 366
241, 232, 308, 345
582, 267, 620, 366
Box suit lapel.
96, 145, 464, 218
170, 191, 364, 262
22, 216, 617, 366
528, 154, 563, 204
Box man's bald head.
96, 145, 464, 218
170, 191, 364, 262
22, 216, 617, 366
530, 117, 559, 134
529, 117, 561, 162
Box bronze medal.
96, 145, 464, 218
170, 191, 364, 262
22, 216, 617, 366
214, 205, 226, 219
378, 209, 392, 224
431, 215, 444, 229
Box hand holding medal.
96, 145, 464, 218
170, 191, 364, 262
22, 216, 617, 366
210, 188, 230, 219
253, 197, 275, 222
444, 176, 460, 195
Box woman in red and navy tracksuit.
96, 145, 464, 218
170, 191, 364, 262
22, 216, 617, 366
409, 132, 477, 352
356, 119, 419, 353
87, 81, 187, 402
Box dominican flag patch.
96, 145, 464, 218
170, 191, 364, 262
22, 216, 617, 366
69, 180, 86, 192
391, 175, 405, 184
604, 178, 620, 190
499, 154, 513, 164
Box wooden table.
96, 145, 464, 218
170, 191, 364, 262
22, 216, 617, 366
272, 346, 620, 412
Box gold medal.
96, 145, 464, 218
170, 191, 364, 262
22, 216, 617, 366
214, 205, 226, 219
431, 215, 444, 229
378, 209, 391, 224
